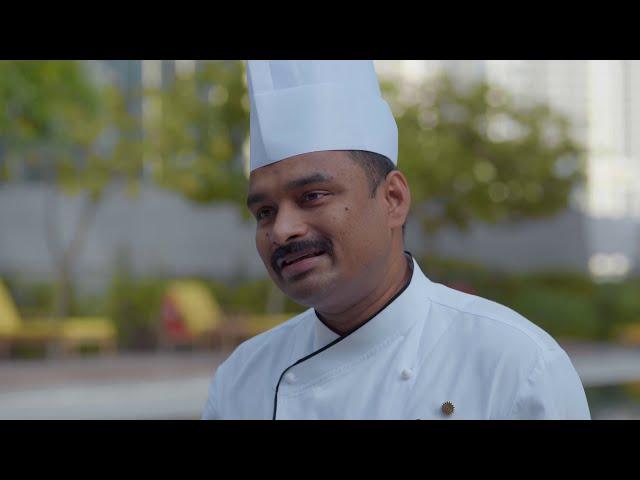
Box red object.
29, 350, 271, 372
161, 295, 192, 342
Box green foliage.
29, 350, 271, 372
105, 277, 166, 350
517, 270, 598, 296
53, 84, 144, 198
584, 384, 640, 414
594, 280, 640, 337
103, 252, 167, 349
0, 61, 101, 149
144, 61, 249, 208
382, 74, 585, 234
2, 276, 55, 316
509, 287, 602, 340
0, 60, 144, 198
417, 254, 638, 341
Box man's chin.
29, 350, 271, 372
278, 272, 335, 307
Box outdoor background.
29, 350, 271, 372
1, 60, 639, 419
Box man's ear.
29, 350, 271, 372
383, 171, 411, 230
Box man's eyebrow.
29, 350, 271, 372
246, 173, 335, 208
246, 192, 266, 208
283, 173, 334, 192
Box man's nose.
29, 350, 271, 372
270, 204, 308, 245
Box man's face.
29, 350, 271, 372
247, 151, 394, 310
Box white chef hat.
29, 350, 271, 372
247, 60, 398, 172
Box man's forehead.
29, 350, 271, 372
248, 151, 354, 188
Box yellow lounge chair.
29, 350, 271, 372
159, 280, 293, 350
0, 280, 117, 357
617, 323, 640, 347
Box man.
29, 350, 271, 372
202, 60, 590, 420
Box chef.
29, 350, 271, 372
202, 60, 590, 420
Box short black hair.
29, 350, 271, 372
347, 150, 406, 237
347, 150, 397, 198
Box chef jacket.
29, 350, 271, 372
202, 255, 590, 420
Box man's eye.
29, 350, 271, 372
256, 208, 273, 220
302, 192, 327, 202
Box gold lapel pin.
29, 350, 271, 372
441, 401, 455, 416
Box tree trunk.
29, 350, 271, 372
44, 187, 102, 319
54, 263, 74, 320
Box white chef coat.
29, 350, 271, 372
202, 255, 590, 420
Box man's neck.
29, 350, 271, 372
315, 252, 413, 336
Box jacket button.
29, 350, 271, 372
441, 401, 455, 416
284, 372, 296, 384
401, 369, 413, 380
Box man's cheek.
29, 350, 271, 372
256, 242, 272, 270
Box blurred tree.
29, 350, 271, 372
143, 61, 294, 312
143, 60, 294, 312
0, 61, 101, 151
143, 60, 249, 208
381, 73, 585, 236
0, 61, 143, 318
145, 66, 584, 236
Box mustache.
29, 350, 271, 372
271, 238, 333, 273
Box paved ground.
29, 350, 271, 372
1, 342, 640, 419
0, 350, 229, 420
564, 341, 640, 387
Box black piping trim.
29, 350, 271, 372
272, 251, 415, 420
315, 313, 344, 336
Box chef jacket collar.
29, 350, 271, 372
284, 252, 433, 391
312, 252, 414, 350
313, 316, 341, 351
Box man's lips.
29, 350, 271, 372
280, 252, 327, 278
277, 249, 326, 271
270, 239, 333, 277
